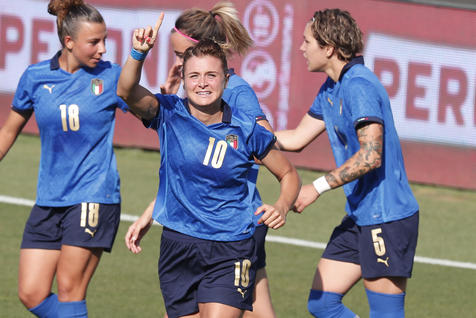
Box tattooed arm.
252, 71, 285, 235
293, 122, 383, 213
326, 122, 383, 187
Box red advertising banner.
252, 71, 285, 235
1, 0, 475, 189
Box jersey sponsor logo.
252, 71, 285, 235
91, 78, 104, 96
327, 97, 333, 106
226, 134, 239, 149
43, 84, 55, 94
377, 256, 390, 267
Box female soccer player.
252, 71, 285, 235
276, 8, 419, 318
0, 1, 127, 317
139, 2, 278, 317
118, 14, 300, 318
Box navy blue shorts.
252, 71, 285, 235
322, 212, 419, 278
254, 225, 268, 270
159, 227, 258, 318
21, 203, 120, 253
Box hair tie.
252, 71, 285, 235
173, 26, 199, 43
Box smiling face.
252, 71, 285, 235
183, 55, 228, 109
299, 22, 329, 73
65, 21, 107, 70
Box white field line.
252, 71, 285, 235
2, 195, 476, 271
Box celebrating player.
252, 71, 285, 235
275, 9, 419, 318
0, 1, 128, 317
139, 2, 278, 317
118, 14, 300, 318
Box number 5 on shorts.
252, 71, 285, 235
371, 228, 386, 256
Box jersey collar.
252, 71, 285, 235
184, 99, 232, 124
50, 50, 62, 70
338, 55, 364, 82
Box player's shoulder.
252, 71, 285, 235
227, 73, 250, 89
156, 94, 186, 112
229, 104, 258, 133
91, 60, 122, 75
23, 59, 52, 76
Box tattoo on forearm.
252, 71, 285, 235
333, 124, 384, 186
326, 173, 338, 188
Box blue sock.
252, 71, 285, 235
308, 289, 358, 318
366, 289, 405, 318
57, 300, 88, 318
29, 293, 58, 318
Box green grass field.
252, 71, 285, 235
1, 134, 475, 317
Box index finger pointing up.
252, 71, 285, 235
152, 12, 165, 40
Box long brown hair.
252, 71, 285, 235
174, 1, 253, 56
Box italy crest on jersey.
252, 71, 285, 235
226, 134, 238, 149
91, 78, 104, 96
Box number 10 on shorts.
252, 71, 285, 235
234, 259, 251, 288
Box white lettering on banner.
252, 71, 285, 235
0, 0, 180, 93
243, 0, 279, 47
277, 4, 293, 131
260, 103, 275, 128
241, 50, 277, 99
365, 33, 476, 147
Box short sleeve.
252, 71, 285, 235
308, 80, 331, 120
248, 123, 276, 160
226, 85, 266, 120
143, 94, 183, 130
344, 77, 384, 127
11, 69, 34, 112
308, 93, 323, 120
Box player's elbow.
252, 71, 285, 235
116, 84, 130, 102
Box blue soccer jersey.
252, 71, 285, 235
12, 51, 128, 206
308, 56, 419, 226
223, 70, 267, 222
148, 94, 275, 241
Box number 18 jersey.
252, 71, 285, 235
12, 51, 128, 206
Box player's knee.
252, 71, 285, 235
366, 289, 405, 318
18, 286, 49, 309
307, 290, 358, 318
56, 275, 84, 301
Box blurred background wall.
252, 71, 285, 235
1, 0, 475, 189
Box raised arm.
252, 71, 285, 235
255, 146, 301, 229
0, 110, 32, 161
117, 13, 164, 120
275, 113, 326, 152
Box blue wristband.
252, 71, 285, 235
130, 48, 148, 61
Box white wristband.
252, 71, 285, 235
312, 176, 331, 195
